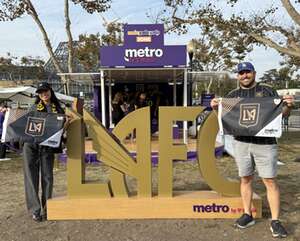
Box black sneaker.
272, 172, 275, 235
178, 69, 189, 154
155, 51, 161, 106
41, 212, 47, 221
235, 213, 255, 228
32, 213, 42, 222
270, 220, 288, 238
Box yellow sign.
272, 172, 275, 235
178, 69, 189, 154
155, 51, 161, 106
47, 106, 262, 220
136, 36, 152, 43
66, 106, 240, 198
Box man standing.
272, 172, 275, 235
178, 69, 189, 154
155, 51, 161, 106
211, 62, 294, 238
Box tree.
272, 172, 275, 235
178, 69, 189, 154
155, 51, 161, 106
64, 0, 111, 73
187, 36, 251, 72
0, 54, 14, 66
151, 2, 253, 72
260, 68, 290, 88
260, 67, 299, 89
192, 72, 237, 97
279, 54, 300, 75
0, 0, 111, 94
75, 33, 101, 72
20, 56, 45, 67
159, 0, 300, 66
0, 1, 64, 74
0, 54, 46, 83
75, 21, 123, 71
0, 53, 16, 81
100, 21, 123, 46
185, 36, 244, 94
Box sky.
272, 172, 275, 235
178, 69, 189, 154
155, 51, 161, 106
0, 0, 289, 78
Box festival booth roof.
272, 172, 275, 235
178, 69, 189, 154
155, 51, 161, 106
99, 67, 186, 83
0, 86, 75, 104
58, 67, 186, 84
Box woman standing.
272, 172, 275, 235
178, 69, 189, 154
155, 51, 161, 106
23, 82, 65, 222
112, 92, 125, 126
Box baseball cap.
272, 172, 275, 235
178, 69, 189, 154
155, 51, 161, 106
36, 82, 51, 93
237, 62, 255, 73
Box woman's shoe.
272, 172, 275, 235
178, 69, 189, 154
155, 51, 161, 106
32, 213, 42, 222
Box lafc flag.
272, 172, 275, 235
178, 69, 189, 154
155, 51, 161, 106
218, 97, 283, 137
1, 109, 65, 148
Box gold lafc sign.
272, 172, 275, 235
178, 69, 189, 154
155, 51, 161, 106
47, 107, 262, 219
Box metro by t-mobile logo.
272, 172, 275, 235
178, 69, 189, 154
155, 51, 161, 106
124, 47, 163, 62
193, 203, 230, 213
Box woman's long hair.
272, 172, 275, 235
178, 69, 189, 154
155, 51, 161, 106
112, 92, 123, 104
35, 88, 63, 111
135, 91, 147, 103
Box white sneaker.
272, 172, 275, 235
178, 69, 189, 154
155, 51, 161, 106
277, 160, 285, 166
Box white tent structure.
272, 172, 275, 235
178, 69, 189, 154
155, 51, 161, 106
277, 89, 300, 103
0, 86, 75, 104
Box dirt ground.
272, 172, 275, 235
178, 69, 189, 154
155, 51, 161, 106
0, 132, 299, 241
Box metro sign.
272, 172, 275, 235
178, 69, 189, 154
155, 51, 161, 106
100, 24, 186, 67
124, 47, 164, 62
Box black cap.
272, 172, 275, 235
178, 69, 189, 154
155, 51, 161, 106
36, 82, 51, 93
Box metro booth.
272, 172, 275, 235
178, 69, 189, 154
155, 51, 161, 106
95, 24, 191, 139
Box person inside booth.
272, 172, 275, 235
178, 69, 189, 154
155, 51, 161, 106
134, 92, 148, 110
112, 92, 126, 126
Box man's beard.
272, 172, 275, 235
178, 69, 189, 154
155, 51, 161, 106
240, 79, 255, 88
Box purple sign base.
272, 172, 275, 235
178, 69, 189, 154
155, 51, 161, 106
58, 153, 99, 164
58, 146, 224, 165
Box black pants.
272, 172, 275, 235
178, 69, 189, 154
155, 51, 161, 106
23, 143, 54, 215
0, 142, 6, 158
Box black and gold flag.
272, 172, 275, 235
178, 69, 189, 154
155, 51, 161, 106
2, 110, 65, 148
218, 97, 283, 137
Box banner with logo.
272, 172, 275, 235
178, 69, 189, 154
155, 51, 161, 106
218, 97, 283, 137
2, 110, 65, 148
100, 24, 186, 67
1, 108, 27, 143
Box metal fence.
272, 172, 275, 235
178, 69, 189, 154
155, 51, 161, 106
283, 109, 300, 132
289, 109, 300, 128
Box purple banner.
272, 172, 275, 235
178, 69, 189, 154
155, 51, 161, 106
100, 24, 187, 68
101, 45, 186, 67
